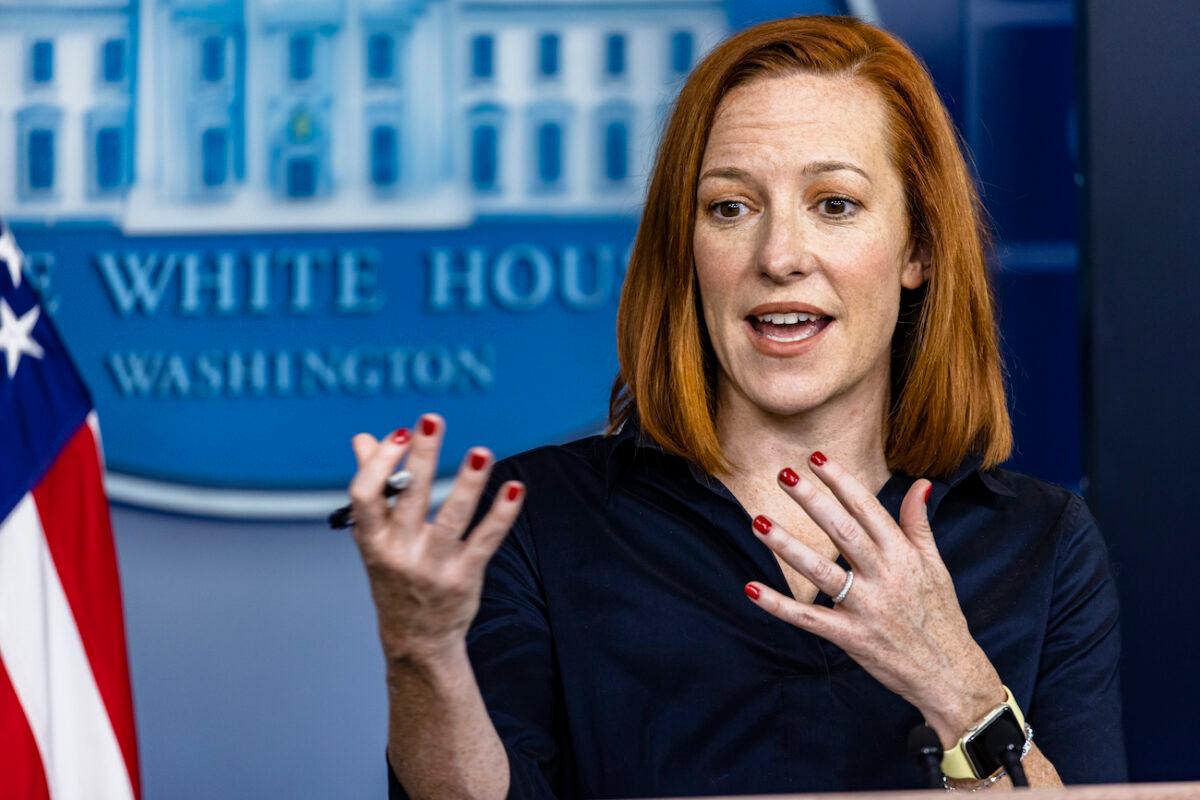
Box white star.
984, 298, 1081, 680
0, 227, 23, 288
0, 298, 44, 378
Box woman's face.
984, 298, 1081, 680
693, 72, 927, 421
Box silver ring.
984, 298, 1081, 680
832, 570, 854, 604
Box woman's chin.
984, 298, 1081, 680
734, 384, 833, 419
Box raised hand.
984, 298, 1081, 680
348, 413, 525, 666
743, 451, 1005, 748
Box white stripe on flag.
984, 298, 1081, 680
87, 410, 105, 466
0, 494, 136, 800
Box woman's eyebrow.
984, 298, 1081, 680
698, 166, 753, 183
802, 160, 872, 183
698, 161, 872, 184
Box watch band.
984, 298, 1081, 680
939, 685, 1028, 780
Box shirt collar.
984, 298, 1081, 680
935, 450, 1017, 498
604, 411, 1016, 500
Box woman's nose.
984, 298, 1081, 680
756, 207, 812, 281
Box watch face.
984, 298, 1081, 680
964, 706, 1025, 778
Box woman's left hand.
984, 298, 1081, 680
744, 451, 1006, 747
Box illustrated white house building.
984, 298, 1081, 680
0, 0, 729, 232
0, 1, 134, 222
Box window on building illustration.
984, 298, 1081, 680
287, 157, 317, 197
371, 125, 398, 187
537, 121, 562, 185
604, 119, 628, 182
470, 34, 494, 80
538, 33, 559, 78
670, 31, 693, 75
604, 33, 625, 78
28, 129, 54, 190
471, 123, 498, 190
202, 128, 228, 187
31, 40, 54, 84
96, 127, 123, 190
367, 33, 394, 81
290, 33, 314, 82
202, 36, 225, 82
102, 39, 126, 83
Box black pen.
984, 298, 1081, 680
328, 470, 412, 530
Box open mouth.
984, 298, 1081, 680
747, 311, 834, 343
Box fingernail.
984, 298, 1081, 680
924, 484, 933, 504
505, 484, 524, 502
469, 452, 487, 471
810, 451, 827, 467
391, 428, 410, 445
420, 416, 438, 436
744, 583, 761, 600
778, 467, 800, 487
752, 515, 772, 535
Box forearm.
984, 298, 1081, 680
386, 641, 509, 800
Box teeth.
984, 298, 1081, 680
756, 312, 822, 324
762, 326, 823, 343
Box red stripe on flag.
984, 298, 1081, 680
32, 423, 141, 800
0, 652, 52, 800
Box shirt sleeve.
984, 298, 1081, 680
388, 468, 565, 799
1030, 493, 1128, 783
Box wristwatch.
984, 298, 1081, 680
940, 685, 1031, 780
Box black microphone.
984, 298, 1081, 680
906, 724, 944, 790
1000, 742, 1029, 788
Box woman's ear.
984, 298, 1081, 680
901, 240, 932, 290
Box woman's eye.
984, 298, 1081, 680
710, 201, 748, 220
818, 197, 859, 218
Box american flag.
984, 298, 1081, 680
0, 219, 140, 800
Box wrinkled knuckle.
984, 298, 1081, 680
797, 481, 822, 504
426, 518, 458, 538
834, 518, 861, 543
437, 509, 467, 533
348, 480, 374, 505
811, 557, 836, 584
853, 496, 878, 519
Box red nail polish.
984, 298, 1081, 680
505, 484, 524, 502
391, 428, 410, 445
778, 467, 800, 487
924, 484, 933, 504
810, 451, 828, 467
420, 416, 437, 436
752, 515, 772, 535
744, 583, 761, 600
469, 452, 487, 471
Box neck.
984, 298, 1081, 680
715, 372, 893, 497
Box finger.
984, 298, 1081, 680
743, 581, 850, 643
461, 482, 526, 570
348, 427, 413, 537
806, 452, 906, 551
898, 479, 938, 553
750, 515, 849, 600
390, 413, 445, 530
427, 448, 494, 548
352, 432, 380, 468
777, 466, 881, 574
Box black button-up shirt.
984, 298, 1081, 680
389, 418, 1126, 797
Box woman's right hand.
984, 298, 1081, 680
348, 412, 526, 667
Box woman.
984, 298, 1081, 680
349, 15, 1125, 798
